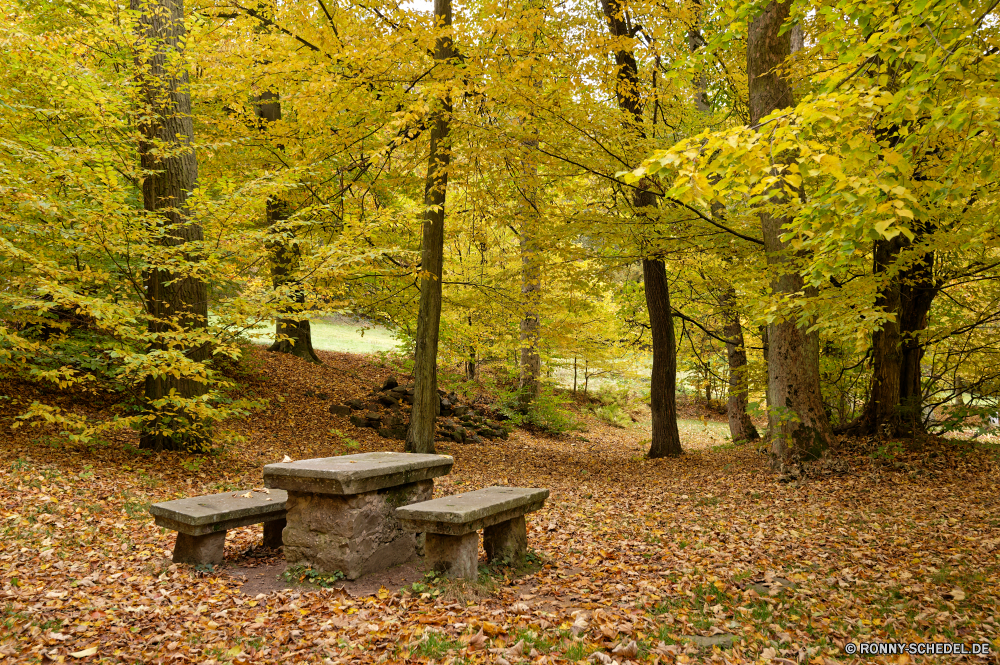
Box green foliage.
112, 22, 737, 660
498, 387, 583, 435
282, 566, 345, 588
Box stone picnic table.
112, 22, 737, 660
263, 451, 453, 579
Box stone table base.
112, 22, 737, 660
282, 479, 433, 579
483, 515, 527, 563
426, 532, 479, 579
263, 518, 286, 549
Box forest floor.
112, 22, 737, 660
1, 347, 999, 664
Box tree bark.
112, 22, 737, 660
133, 0, 210, 452
643, 257, 683, 456
518, 131, 541, 410
406, 0, 454, 454
839, 239, 935, 436
748, 0, 832, 467
722, 287, 761, 442
252, 90, 321, 364
601, 0, 682, 458
689, 4, 759, 443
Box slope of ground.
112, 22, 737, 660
1, 347, 998, 664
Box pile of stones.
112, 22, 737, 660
329, 376, 509, 444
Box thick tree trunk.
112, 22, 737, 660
254, 90, 321, 364
722, 288, 760, 442
406, 0, 453, 454
749, 1, 832, 467
134, 0, 210, 452
601, 0, 681, 458
643, 256, 683, 457
840, 240, 935, 436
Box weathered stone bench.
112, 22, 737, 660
150, 489, 288, 565
395, 486, 549, 580
263, 452, 453, 579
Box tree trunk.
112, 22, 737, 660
406, 0, 454, 454
518, 136, 541, 411
840, 239, 935, 436
601, 0, 681, 458
689, 7, 759, 443
134, 0, 210, 452
643, 258, 683, 456
748, 0, 832, 467
254, 90, 321, 364
722, 288, 760, 442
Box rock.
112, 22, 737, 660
345, 399, 365, 411
383, 412, 404, 428
390, 386, 407, 395
401, 394, 414, 405
349, 415, 368, 428
453, 405, 469, 417
381, 376, 399, 391
378, 394, 399, 407
329, 404, 352, 417
364, 411, 382, 421
379, 426, 407, 441
479, 429, 496, 440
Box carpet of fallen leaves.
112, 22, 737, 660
1, 347, 999, 664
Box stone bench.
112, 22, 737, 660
150, 489, 288, 566
395, 486, 549, 580
263, 452, 453, 579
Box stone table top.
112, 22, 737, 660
263, 452, 454, 495
150, 489, 287, 535
396, 486, 549, 535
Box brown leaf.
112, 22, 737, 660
465, 628, 486, 651
612, 640, 638, 658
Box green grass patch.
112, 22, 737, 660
411, 631, 463, 659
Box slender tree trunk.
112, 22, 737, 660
898, 255, 935, 427
406, 0, 454, 454
601, 0, 681, 458
253, 90, 321, 364
133, 0, 209, 452
518, 135, 541, 410
689, 11, 760, 442
749, 1, 832, 467
722, 288, 760, 442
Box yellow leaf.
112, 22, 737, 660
70, 647, 98, 658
